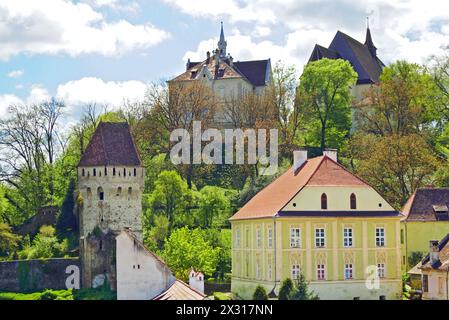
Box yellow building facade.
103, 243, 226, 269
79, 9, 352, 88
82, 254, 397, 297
230, 151, 403, 300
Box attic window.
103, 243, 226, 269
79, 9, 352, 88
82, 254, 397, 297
433, 205, 449, 213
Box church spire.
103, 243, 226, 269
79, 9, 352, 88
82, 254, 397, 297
217, 21, 227, 58
365, 17, 377, 57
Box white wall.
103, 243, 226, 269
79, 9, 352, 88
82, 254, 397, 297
116, 232, 175, 300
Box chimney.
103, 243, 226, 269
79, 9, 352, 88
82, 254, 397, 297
186, 58, 191, 71
214, 48, 220, 67
229, 55, 233, 67
323, 148, 337, 162
429, 240, 440, 265
206, 51, 210, 64
293, 150, 308, 172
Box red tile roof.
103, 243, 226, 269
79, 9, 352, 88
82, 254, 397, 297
153, 279, 206, 300
420, 233, 449, 271
78, 122, 141, 167
229, 155, 386, 221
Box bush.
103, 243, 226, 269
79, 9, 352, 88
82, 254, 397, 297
73, 283, 116, 300
0, 289, 73, 300
253, 285, 268, 300
278, 278, 293, 300
213, 292, 232, 300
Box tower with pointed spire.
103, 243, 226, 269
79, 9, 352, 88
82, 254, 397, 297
364, 17, 377, 57
217, 21, 227, 58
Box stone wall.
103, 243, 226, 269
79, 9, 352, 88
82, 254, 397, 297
0, 258, 80, 292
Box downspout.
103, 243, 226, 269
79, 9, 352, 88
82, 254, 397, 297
271, 216, 277, 296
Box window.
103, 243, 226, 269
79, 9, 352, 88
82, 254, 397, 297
321, 193, 327, 209
113, 168, 116, 176
123, 168, 126, 177
315, 228, 325, 248
402, 256, 406, 265
375, 228, 385, 247
344, 264, 353, 279
104, 167, 107, 176
377, 263, 385, 278
82, 168, 85, 177
235, 229, 241, 247
128, 187, 132, 200
400, 229, 404, 244
423, 275, 428, 292
317, 264, 325, 280
267, 262, 272, 280
343, 228, 353, 247
267, 227, 273, 249
379, 295, 386, 300
256, 257, 261, 280
256, 228, 261, 248
93, 168, 96, 176
97, 187, 104, 201
99, 240, 103, 251
134, 168, 137, 176
290, 228, 301, 248
291, 264, 300, 280
350, 193, 356, 209
116, 187, 122, 196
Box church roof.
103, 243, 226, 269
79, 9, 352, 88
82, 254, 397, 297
402, 188, 449, 222
78, 122, 141, 167
171, 57, 270, 87
309, 29, 384, 84
229, 155, 399, 221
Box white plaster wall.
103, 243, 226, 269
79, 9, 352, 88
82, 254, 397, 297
116, 232, 175, 300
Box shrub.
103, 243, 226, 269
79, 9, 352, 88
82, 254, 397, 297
253, 285, 268, 300
213, 292, 232, 300
278, 278, 293, 300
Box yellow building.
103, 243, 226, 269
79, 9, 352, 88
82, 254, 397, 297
401, 188, 449, 270
229, 150, 403, 300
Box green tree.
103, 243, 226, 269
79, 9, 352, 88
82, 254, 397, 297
298, 58, 357, 150
408, 251, 424, 268
144, 214, 170, 251
146, 171, 193, 228
290, 274, 319, 300
19, 225, 68, 259
204, 229, 231, 281
160, 227, 219, 281
0, 223, 21, 257
253, 285, 268, 300
56, 179, 77, 238
196, 186, 231, 228
278, 278, 294, 300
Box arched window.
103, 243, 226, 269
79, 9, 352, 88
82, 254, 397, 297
123, 168, 126, 177
98, 187, 104, 201
321, 193, 327, 210
128, 187, 132, 200
116, 187, 122, 196
350, 193, 357, 210
133, 168, 137, 176
93, 168, 96, 177
104, 167, 108, 176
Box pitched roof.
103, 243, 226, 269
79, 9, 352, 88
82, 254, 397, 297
153, 279, 206, 300
229, 155, 394, 221
309, 30, 384, 84
420, 233, 449, 271
78, 122, 141, 167
402, 188, 449, 222
171, 56, 270, 87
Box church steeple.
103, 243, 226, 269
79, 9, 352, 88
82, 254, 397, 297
364, 17, 377, 57
217, 22, 227, 58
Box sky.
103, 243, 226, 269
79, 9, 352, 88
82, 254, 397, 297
0, 0, 448, 122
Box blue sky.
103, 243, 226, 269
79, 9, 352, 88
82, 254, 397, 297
0, 0, 448, 121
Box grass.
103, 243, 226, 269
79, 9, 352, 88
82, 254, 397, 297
0, 284, 116, 300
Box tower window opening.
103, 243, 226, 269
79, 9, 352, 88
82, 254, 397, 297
98, 187, 104, 201
113, 168, 116, 176
124, 168, 126, 177
104, 167, 107, 176
82, 168, 85, 177
134, 168, 137, 176
93, 168, 96, 177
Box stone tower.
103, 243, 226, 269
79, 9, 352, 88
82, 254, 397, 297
77, 122, 144, 289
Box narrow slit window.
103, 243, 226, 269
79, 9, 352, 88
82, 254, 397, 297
321, 193, 327, 210
350, 193, 357, 209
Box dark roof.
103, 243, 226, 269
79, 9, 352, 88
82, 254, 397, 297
420, 233, 449, 271
171, 57, 270, 87
309, 30, 384, 84
278, 211, 400, 217
78, 122, 141, 167
402, 188, 449, 222
233, 59, 271, 86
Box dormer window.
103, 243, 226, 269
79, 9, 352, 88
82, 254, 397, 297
350, 193, 357, 210
433, 205, 449, 220
321, 193, 327, 210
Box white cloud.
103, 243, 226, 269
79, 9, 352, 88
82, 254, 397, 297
174, 0, 449, 68
0, 0, 170, 60
7, 69, 24, 79
0, 94, 23, 118
56, 77, 147, 112
27, 85, 51, 105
